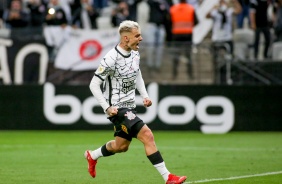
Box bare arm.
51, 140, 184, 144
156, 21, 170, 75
232, 0, 242, 15
250, 10, 256, 30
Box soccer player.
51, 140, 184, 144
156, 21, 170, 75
85, 20, 187, 184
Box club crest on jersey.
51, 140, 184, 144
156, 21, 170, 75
125, 111, 136, 120
121, 124, 128, 134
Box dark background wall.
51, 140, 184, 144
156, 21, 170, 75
0, 83, 281, 132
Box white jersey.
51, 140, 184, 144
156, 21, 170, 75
210, 8, 234, 42
91, 45, 148, 111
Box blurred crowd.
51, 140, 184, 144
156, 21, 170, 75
0, 0, 163, 30
0, 0, 102, 29
0, 0, 282, 81
206, 0, 282, 61
0, 0, 281, 50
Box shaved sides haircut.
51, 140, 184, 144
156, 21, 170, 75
118, 20, 140, 35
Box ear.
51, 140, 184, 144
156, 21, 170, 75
124, 36, 129, 42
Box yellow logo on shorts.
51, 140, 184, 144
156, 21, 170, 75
121, 124, 128, 134
114, 126, 116, 132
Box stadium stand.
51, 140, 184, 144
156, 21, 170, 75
233, 28, 254, 60
272, 41, 282, 60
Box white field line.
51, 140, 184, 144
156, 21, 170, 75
184, 171, 282, 183
131, 145, 282, 152
140, 146, 281, 152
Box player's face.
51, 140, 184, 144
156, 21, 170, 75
126, 28, 142, 51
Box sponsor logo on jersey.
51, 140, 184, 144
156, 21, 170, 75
121, 81, 135, 93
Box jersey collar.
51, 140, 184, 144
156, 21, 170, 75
115, 45, 131, 58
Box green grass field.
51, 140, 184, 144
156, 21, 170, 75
0, 131, 281, 184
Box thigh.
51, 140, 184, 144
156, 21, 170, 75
254, 29, 261, 43
131, 121, 145, 138
108, 108, 142, 141
136, 124, 154, 144
262, 28, 270, 42
158, 26, 166, 45
114, 136, 131, 149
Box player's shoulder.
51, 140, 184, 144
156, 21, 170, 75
104, 47, 118, 57
102, 47, 119, 62
99, 47, 118, 67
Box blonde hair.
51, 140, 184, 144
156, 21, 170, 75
118, 20, 140, 35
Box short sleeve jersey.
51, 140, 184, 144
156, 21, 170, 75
94, 46, 141, 109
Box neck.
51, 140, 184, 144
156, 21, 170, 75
117, 44, 131, 56
119, 42, 131, 52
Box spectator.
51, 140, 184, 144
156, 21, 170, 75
186, 0, 200, 9
0, 0, 7, 20
45, 0, 68, 27
273, 0, 282, 41
164, 0, 173, 42
93, 0, 108, 11
43, 0, 70, 62
0, 2, 3, 28
70, 0, 81, 15
111, 1, 130, 27
72, 0, 100, 29
250, 0, 272, 59
170, 0, 199, 79
144, 0, 170, 73
59, 0, 73, 25
236, 0, 250, 28
112, 0, 142, 21
2, 0, 30, 29
206, 0, 242, 62
26, 0, 47, 27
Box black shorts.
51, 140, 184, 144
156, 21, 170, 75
108, 108, 145, 141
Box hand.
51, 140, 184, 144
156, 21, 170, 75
46, 14, 55, 20
143, 98, 152, 107
10, 12, 20, 19
106, 106, 118, 117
